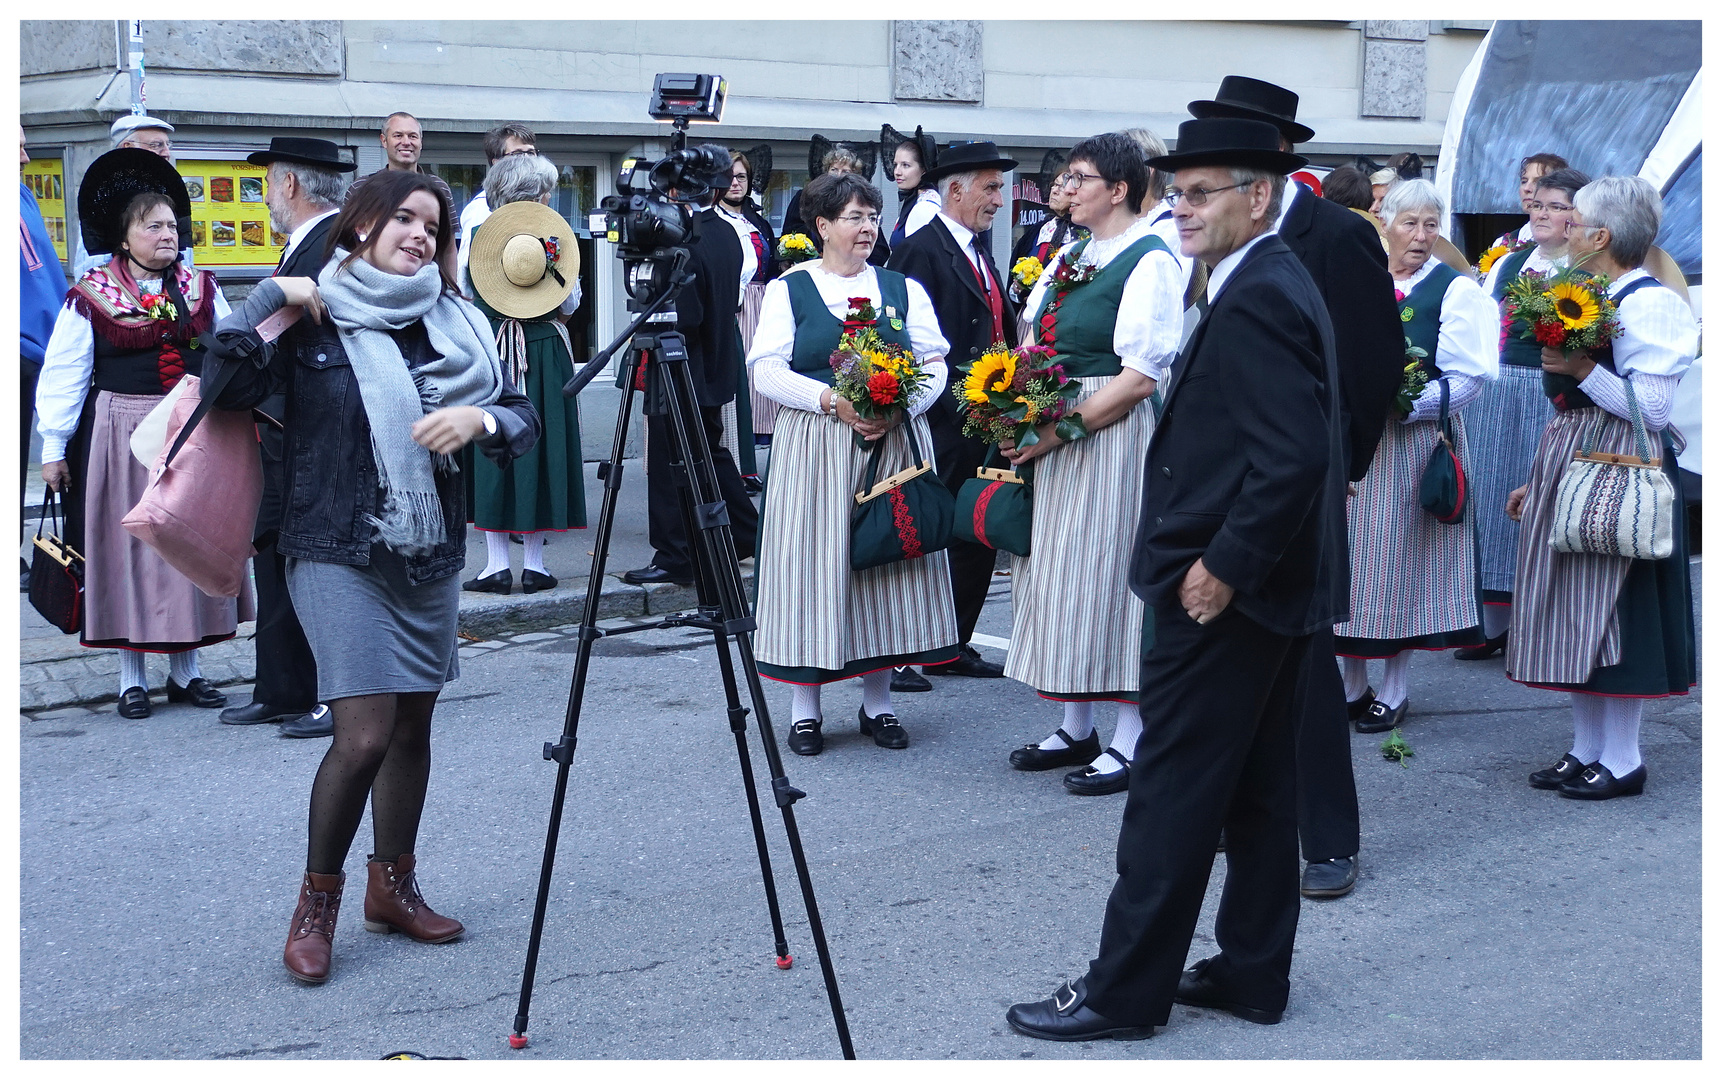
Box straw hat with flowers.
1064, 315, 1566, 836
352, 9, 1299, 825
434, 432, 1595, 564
467, 200, 580, 318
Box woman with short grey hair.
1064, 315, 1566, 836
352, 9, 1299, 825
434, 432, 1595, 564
1335, 178, 1498, 733
483, 151, 559, 210
1505, 175, 1698, 799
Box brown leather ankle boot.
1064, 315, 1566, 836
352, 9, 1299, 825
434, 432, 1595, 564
283, 870, 345, 984
363, 853, 464, 943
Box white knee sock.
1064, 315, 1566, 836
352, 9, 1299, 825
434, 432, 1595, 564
168, 649, 201, 685
790, 683, 822, 723
1378, 653, 1412, 709
1482, 603, 1511, 639
1342, 657, 1370, 702
118, 650, 148, 694
1040, 701, 1095, 748
480, 531, 512, 578
861, 669, 892, 717
1596, 696, 1644, 777
1569, 693, 1605, 765
1101, 702, 1143, 771
521, 533, 547, 575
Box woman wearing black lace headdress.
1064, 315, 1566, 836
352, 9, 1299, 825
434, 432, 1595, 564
882, 124, 939, 247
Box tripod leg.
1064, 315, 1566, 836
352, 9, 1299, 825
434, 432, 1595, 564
510, 349, 646, 1050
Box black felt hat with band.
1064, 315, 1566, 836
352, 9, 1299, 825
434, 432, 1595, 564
77, 147, 194, 256
1148, 118, 1309, 176
924, 140, 1019, 183
1187, 75, 1316, 146
246, 137, 358, 172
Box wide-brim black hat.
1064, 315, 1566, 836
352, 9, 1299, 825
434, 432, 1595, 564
1188, 75, 1315, 145
925, 140, 1018, 183
78, 147, 195, 256
1148, 118, 1309, 175
247, 137, 357, 172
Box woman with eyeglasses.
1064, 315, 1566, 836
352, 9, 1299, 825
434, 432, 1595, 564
1505, 176, 1697, 800
746, 171, 957, 757
1459, 166, 1590, 661
1334, 180, 1498, 734
1000, 131, 1185, 797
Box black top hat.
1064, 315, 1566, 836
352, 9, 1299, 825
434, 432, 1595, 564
1188, 75, 1315, 145
1147, 118, 1309, 176
247, 137, 357, 172
77, 147, 195, 256
925, 140, 1019, 183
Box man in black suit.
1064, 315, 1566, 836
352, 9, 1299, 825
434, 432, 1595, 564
623, 148, 760, 586
1008, 117, 1346, 1040
217, 138, 354, 737
1188, 76, 1405, 898
886, 141, 1020, 683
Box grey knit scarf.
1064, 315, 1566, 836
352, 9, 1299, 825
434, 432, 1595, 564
317, 250, 504, 555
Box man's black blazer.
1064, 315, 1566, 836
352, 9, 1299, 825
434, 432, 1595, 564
677, 208, 746, 408
887, 215, 1016, 463
1276, 184, 1402, 483
1131, 235, 1348, 638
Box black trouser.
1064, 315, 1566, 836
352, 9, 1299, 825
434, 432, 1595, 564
1083, 600, 1307, 1025
645, 404, 759, 579
252, 441, 318, 711
932, 427, 992, 645
1292, 626, 1361, 863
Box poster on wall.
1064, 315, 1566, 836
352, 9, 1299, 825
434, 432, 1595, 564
177, 159, 284, 270
22, 157, 69, 264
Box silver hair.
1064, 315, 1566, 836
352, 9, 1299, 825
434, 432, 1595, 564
1228, 166, 1287, 223
937, 169, 984, 200
113, 126, 172, 149
1379, 177, 1443, 223
276, 161, 346, 209
1121, 126, 1170, 201
1574, 176, 1661, 268
484, 152, 559, 208
1368, 168, 1398, 187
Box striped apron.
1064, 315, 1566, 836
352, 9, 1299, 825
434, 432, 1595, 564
753, 409, 959, 684
739, 280, 777, 438
1003, 377, 1154, 700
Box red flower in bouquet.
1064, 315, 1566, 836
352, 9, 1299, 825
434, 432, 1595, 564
866, 370, 900, 405
1533, 319, 1567, 347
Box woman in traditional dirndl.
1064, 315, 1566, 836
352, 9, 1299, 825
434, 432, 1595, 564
1506, 176, 1698, 801
35, 148, 248, 719
999, 133, 1185, 797
1334, 181, 1498, 734
747, 171, 957, 757
1460, 166, 1589, 659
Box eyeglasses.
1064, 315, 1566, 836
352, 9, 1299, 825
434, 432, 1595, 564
1566, 221, 1606, 234
123, 138, 172, 153
835, 213, 881, 227
1061, 171, 1104, 190
504, 147, 537, 157
1164, 181, 1253, 207
1528, 200, 1573, 213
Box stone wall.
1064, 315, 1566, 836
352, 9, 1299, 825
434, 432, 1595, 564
893, 20, 983, 103
144, 21, 343, 77
20, 20, 113, 76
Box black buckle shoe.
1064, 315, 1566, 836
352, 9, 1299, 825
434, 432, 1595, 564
858, 707, 908, 749
1175, 957, 1284, 1024
1063, 748, 1131, 796
1529, 753, 1591, 790
1557, 762, 1647, 801
166, 677, 228, 708
1006, 977, 1155, 1042
116, 686, 151, 719
890, 666, 933, 693
462, 569, 512, 594
1354, 697, 1407, 734
786, 718, 824, 756
1010, 728, 1101, 771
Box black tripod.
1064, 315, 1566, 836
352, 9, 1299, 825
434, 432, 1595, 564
508, 256, 855, 1058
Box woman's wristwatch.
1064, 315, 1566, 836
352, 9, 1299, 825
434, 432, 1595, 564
479, 408, 498, 437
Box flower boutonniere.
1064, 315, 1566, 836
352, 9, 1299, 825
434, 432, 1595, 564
543, 235, 567, 286
140, 291, 178, 323
842, 296, 878, 333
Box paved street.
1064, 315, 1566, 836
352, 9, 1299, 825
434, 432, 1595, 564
19, 535, 1703, 1059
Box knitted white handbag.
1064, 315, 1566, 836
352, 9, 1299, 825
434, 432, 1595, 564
1549, 379, 1675, 560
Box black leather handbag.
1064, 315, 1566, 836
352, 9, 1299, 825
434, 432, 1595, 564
850, 421, 954, 571
1418, 379, 1467, 524
28, 491, 85, 634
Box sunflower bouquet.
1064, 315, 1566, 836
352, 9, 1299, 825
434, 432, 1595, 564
953, 343, 1089, 449
1503, 266, 1621, 353
778, 232, 818, 264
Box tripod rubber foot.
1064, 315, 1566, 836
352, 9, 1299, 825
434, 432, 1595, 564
776, 954, 794, 970
508, 1033, 529, 1049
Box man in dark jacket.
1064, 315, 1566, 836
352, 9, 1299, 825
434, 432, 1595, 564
1008, 117, 1345, 1040
887, 140, 1020, 683
623, 152, 760, 586
219, 138, 354, 737
1188, 76, 1405, 898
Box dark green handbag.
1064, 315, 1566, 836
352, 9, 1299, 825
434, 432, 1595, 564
849, 420, 954, 571
1418, 379, 1467, 524
954, 450, 1033, 557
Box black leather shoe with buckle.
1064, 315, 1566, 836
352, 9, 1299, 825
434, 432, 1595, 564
1354, 697, 1407, 734
1529, 753, 1591, 790
857, 707, 908, 749
1006, 978, 1155, 1042
1063, 748, 1131, 795
116, 686, 152, 719
1557, 762, 1647, 801
1175, 957, 1284, 1024
787, 718, 823, 756
1010, 728, 1101, 771
167, 677, 228, 708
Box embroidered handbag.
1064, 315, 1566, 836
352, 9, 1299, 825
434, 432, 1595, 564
849, 420, 954, 571
954, 450, 1033, 557
1418, 380, 1467, 524
27, 491, 84, 634
1549, 379, 1675, 560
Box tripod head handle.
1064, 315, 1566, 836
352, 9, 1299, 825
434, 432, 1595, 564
563, 261, 695, 399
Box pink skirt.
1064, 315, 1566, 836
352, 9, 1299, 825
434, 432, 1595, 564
82, 390, 254, 652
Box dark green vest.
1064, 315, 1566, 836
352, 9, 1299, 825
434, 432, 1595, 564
1400, 262, 1459, 379
785, 269, 913, 386
1491, 246, 1548, 369
1032, 233, 1172, 378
